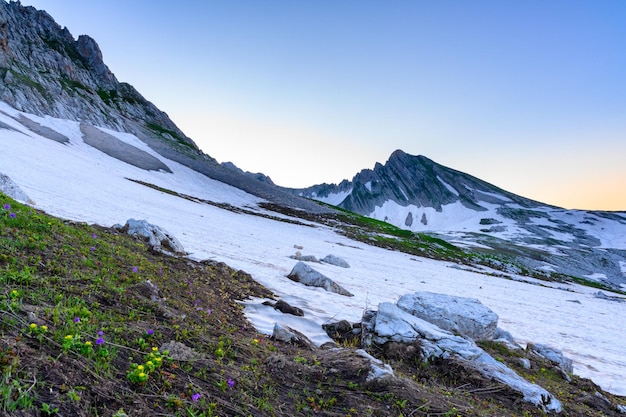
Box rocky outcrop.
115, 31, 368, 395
262, 299, 304, 317
80, 123, 171, 172
116, 218, 185, 256
363, 301, 562, 413
271, 323, 316, 349
221, 161, 275, 185
287, 261, 353, 297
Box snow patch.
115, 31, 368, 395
437, 175, 459, 196
311, 189, 352, 206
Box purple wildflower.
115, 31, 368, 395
206, 309, 212, 315
74, 317, 80, 323
146, 329, 154, 336
191, 393, 201, 402
227, 378, 235, 388
132, 266, 138, 273
2, 204, 10, 210
9, 213, 16, 218
91, 232, 97, 239
95, 330, 104, 345
90, 246, 96, 251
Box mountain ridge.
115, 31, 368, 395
0, 0, 332, 214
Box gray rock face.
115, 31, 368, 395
118, 218, 186, 255
0, 1, 196, 150
396, 292, 499, 341
221, 161, 275, 185
80, 123, 171, 172
18, 114, 69, 144
287, 261, 353, 297
292, 150, 540, 215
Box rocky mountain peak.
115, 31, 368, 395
0, 0, 195, 150
291, 149, 543, 215
75, 34, 116, 88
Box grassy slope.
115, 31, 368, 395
1, 193, 624, 416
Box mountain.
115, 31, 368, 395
291, 149, 626, 290
0, 0, 331, 214
1, 2, 626, 412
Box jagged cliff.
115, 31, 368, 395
293, 149, 544, 215
0, 0, 197, 153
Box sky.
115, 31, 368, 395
18, 0, 626, 210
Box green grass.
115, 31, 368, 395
1, 193, 624, 416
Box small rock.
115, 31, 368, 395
274, 299, 304, 316
321, 254, 350, 268
518, 358, 531, 370
160, 341, 199, 361
271, 323, 316, 349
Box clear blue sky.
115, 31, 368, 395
20, 0, 626, 210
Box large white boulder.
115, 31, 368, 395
396, 291, 498, 341
118, 218, 186, 255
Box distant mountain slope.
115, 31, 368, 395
0, 1, 331, 214
296, 149, 546, 215
291, 150, 626, 289
290, 149, 550, 229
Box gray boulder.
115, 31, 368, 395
118, 218, 186, 255
271, 323, 315, 349
0, 173, 31, 203
396, 291, 498, 341
287, 262, 353, 297
527, 343, 574, 374
290, 251, 320, 262
321, 254, 350, 268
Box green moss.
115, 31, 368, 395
8, 69, 51, 101
146, 122, 195, 150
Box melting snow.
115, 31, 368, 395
437, 175, 459, 196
